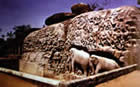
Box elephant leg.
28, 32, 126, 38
82, 65, 87, 76
95, 64, 101, 74
68, 63, 72, 72
89, 59, 95, 74
72, 59, 75, 73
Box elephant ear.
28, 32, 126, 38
90, 55, 95, 59
91, 56, 99, 65
94, 58, 99, 65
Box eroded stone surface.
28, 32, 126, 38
20, 6, 140, 80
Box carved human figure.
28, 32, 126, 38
91, 55, 120, 74
67, 48, 94, 76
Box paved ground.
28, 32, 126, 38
96, 70, 140, 87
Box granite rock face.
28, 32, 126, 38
20, 6, 140, 79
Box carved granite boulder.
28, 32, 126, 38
20, 6, 140, 80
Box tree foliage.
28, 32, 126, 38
0, 28, 2, 33
0, 25, 39, 57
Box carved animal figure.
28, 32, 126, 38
67, 48, 94, 76
90, 55, 120, 74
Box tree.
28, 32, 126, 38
0, 28, 2, 32
0, 25, 40, 57
13, 25, 31, 55
6, 31, 14, 39
0, 37, 6, 56
0, 28, 2, 36
1, 35, 5, 39
13, 25, 39, 55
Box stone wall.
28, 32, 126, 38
0, 64, 137, 87
20, 6, 140, 79
59, 64, 137, 87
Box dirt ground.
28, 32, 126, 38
96, 70, 140, 87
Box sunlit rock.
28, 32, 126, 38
20, 6, 140, 80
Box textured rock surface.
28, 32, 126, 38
20, 6, 140, 79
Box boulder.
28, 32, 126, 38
45, 12, 76, 25
45, 3, 92, 26
71, 3, 92, 14
20, 6, 140, 80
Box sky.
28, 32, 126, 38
0, 0, 139, 35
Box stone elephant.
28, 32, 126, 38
67, 48, 95, 76
91, 55, 120, 74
